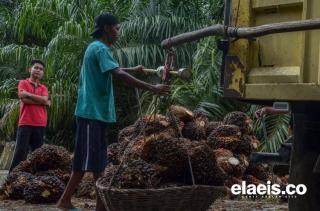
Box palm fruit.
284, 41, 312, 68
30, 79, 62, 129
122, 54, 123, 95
74, 173, 95, 199
232, 154, 248, 178
29, 144, 71, 172
108, 131, 177, 165
208, 136, 241, 152
223, 111, 253, 134
209, 124, 242, 139
11, 160, 34, 174
126, 131, 176, 161
2, 172, 35, 199
112, 136, 142, 164
267, 174, 282, 185
134, 114, 171, 136
124, 137, 147, 161
166, 109, 185, 134
211, 149, 233, 183
213, 148, 247, 179
235, 135, 260, 156
107, 142, 122, 165
206, 121, 223, 137
182, 113, 209, 141
141, 137, 191, 180
224, 176, 242, 188
100, 159, 166, 189
238, 154, 250, 169
243, 174, 265, 186
23, 176, 65, 203
118, 125, 138, 143
245, 162, 271, 181
188, 142, 217, 185
245, 135, 260, 150
167, 105, 194, 122
35, 169, 70, 184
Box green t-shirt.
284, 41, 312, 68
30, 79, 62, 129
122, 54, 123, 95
75, 40, 119, 122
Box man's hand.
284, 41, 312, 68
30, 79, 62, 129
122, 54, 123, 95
45, 100, 51, 107
19, 90, 31, 99
255, 108, 266, 119
133, 65, 145, 74
151, 84, 170, 95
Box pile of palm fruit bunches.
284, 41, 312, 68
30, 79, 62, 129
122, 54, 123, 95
0, 105, 289, 203
102, 105, 289, 194
0, 145, 96, 203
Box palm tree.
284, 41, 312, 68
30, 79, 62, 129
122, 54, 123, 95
0, 0, 223, 148
0, 0, 289, 152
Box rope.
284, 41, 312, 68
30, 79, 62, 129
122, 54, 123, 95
108, 49, 196, 188
107, 89, 152, 189
167, 106, 196, 186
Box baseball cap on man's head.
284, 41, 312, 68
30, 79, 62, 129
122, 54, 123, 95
90, 13, 119, 37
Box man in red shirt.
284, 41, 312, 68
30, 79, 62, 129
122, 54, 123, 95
9, 59, 50, 172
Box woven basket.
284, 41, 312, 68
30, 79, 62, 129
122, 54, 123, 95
96, 179, 227, 211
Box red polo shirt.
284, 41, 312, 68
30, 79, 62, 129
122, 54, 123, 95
18, 79, 48, 127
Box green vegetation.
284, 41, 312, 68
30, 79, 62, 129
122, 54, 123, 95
0, 0, 289, 152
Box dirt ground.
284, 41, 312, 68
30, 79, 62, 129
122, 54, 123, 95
0, 198, 96, 211
0, 198, 288, 211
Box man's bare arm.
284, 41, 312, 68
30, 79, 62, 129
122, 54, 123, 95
112, 68, 169, 95
120, 65, 144, 74
19, 90, 49, 105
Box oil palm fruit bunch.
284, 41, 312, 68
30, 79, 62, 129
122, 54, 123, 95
243, 174, 265, 186
224, 176, 242, 188
206, 121, 223, 137
141, 137, 191, 180
101, 159, 166, 188
133, 114, 171, 136
245, 162, 272, 181
207, 125, 242, 152
182, 112, 209, 141
118, 125, 139, 143
11, 160, 34, 174
2, 172, 35, 199
29, 144, 71, 172
74, 173, 95, 199
213, 148, 247, 180
209, 124, 242, 139
208, 136, 241, 152
35, 169, 70, 184
223, 111, 253, 134
188, 142, 217, 185
23, 176, 65, 203
235, 135, 260, 156
107, 142, 123, 165
167, 105, 194, 122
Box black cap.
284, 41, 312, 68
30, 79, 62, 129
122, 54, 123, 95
90, 13, 119, 37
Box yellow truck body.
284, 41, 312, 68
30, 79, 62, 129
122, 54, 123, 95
225, 0, 320, 101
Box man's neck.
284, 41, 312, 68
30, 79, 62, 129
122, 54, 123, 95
29, 77, 39, 84
98, 37, 112, 46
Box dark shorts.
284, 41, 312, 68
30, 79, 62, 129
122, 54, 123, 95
72, 117, 108, 173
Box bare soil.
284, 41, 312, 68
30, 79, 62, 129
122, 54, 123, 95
0, 198, 288, 211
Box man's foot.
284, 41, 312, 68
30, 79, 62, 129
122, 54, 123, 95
56, 200, 78, 211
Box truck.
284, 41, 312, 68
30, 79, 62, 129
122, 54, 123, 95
161, 0, 320, 210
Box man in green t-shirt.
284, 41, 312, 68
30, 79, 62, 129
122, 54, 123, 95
57, 13, 170, 211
